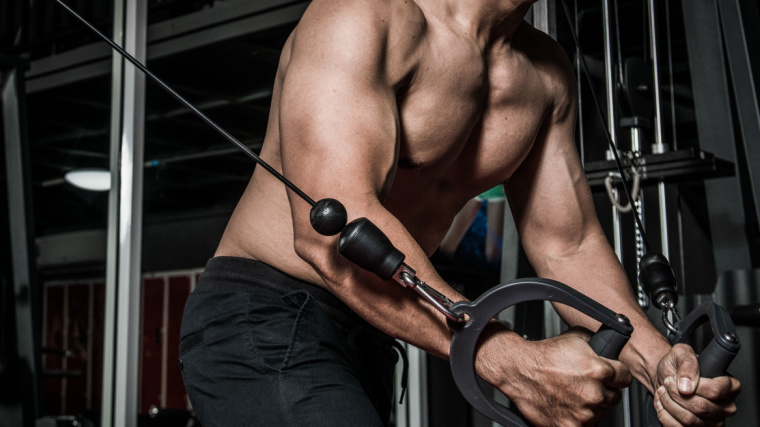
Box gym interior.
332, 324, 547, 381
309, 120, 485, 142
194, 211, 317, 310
1, 0, 758, 426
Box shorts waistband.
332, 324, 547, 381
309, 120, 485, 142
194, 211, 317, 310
197, 256, 356, 323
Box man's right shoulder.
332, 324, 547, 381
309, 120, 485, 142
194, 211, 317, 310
291, 0, 426, 80
299, 0, 425, 29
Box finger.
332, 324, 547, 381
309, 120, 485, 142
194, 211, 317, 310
599, 386, 622, 409
694, 375, 742, 401
563, 326, 594, 342
672, 344, 700, 395
603, 359, 632, 389
663, 376, 729, 423
654, 393, 686, 427
659, 380, 707, 426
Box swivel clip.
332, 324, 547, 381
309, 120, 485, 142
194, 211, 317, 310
394, 266, 465, 323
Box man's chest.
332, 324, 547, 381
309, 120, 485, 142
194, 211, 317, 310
395, 66, 551, 191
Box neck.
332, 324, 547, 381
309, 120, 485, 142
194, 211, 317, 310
424, 0, 536, 46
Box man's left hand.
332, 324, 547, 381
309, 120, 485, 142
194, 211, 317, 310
653, 343, 741, 426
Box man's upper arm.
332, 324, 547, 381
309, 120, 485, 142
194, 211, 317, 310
277, 2, 407, 254
504, 40, 604, 271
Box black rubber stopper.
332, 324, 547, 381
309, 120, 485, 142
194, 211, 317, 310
310, 198, 347, 236
639, 252, 678, 309
338, 218, 405, 280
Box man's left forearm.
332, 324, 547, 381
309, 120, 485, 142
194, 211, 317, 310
532, 230, 670, 392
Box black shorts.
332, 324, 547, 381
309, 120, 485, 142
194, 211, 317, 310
179, 256, 399, 426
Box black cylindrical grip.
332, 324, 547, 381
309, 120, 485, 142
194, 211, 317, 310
588, 325, 629, 360
698, 338, 738, 379
639, 252, 678, 309
337, 218, 405, 280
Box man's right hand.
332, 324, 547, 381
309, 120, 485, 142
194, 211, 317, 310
477, 327, 632, 427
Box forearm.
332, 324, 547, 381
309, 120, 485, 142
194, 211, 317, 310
294, 199, 459, 358
293, 198, 531, 394
531, 230, 670, 392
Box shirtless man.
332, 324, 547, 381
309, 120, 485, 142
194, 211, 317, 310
179, 0, 741, 425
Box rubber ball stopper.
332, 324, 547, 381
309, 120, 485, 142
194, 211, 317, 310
310, 198, 347, 236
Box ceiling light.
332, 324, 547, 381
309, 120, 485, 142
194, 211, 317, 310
64, 168, 111, 192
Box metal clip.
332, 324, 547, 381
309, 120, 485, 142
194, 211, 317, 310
394, 268, 465, 323
662, 300, 681, 336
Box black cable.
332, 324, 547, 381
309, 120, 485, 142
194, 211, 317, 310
54, 0, 317, 207
559, 0, 651, 253
665, 0, 678, 150
613, 0, 625, 87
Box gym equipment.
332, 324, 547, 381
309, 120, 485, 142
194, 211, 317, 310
557, 1, 743, 425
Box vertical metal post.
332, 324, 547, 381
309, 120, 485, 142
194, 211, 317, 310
602, 0, 624, 263
532, 0, 556, 38
101, 0, 124, 419
601, 3, 631, 427
647, 0, 672, 261
681, 0, 751, 273
394, 343, 428, 427
718, 0, 760, 234
102, 0, 146, 425
2, 57, 41, 427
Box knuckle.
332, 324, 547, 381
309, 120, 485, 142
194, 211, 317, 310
589, 361, 613, 380
733, 379, 743, 395
584, 388, 605, 406
692, 400, 711, 417
577, 408, 595, 424
610, 389, 622, 406
727, 403, 738, 416
682, 411, 699, 425
673, 343, 696, 360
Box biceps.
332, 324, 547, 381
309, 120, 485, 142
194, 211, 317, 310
278, 67, 400, 211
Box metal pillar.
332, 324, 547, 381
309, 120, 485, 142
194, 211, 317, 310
646, 0, 672, 262
101, 0, 146, 425
2, 55, 41, 427
681, 0, 752, 273
718, 0, 760, 246
532, 0, 557, 39
600, 0, 625, 266
394, 343, 428, 427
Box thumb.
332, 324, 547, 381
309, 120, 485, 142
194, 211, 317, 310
671, 343, 700, 395
562, 326, 594, 342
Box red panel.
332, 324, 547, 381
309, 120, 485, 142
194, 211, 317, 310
65, 284, 90, 414
140, 277, 165, 413
43, 285, 64, 416
166, 275, 191, 409
91, 282, 105, 410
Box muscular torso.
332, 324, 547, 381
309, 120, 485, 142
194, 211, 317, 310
217, 0, 562, 286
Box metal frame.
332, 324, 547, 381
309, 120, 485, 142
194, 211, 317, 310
646, 0, 672, 261
101, 0, 146, 425
25, 0, 310, 93
717, 0, 760, 240
681, 0, 752, 273
394, 343, 428, 427
2, 54, 41, 427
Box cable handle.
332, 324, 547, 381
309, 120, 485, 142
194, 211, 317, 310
671, 301, 741, 377
644, 301, 741, 427
448, 279, 633, 426
640, 254, 741, 427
